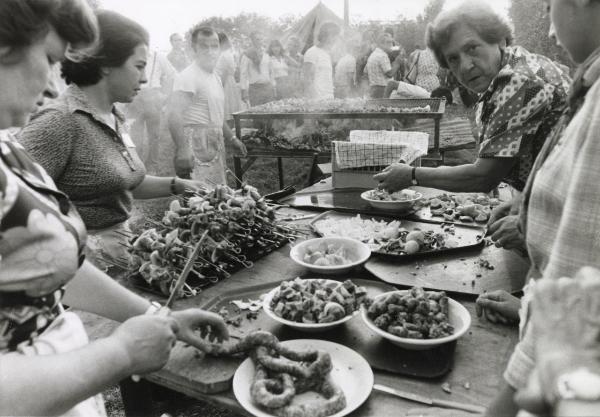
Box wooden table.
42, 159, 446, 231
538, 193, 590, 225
81, 184, 527, 417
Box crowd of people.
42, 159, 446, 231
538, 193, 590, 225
1, 0, 600, 416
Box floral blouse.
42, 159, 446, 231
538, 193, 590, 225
475, 46, 571, 191
0, 130, 87, 352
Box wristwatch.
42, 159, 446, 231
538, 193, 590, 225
411, 167, 419, 186
556, 368, 600, 401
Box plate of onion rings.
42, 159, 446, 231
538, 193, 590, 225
233, 339, 373, 417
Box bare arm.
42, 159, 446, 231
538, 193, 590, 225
167, 91, 193, 154
63, 260, 150, 321
0, 337, 131, 416
485, 382, 520, 417
303, 62, 315, 96
415, 158, 516, 193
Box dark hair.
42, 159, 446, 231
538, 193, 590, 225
218, 32, 230, 50
62, 10, 148, 86
426, 0, 514, 69
267, 40, 284, 57
317, 22, 341, 44
190, 25, 217, 50
0, 0, 97, 49
169, 32, 181, 42
430, 87, 453, 104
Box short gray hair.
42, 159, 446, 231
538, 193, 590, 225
426, 0, 514, 69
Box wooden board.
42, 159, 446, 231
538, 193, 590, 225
365, 243, 530, 295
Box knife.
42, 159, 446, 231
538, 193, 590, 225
373, 384, 486, 414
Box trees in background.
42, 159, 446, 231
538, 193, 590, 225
509, 0, 572, 67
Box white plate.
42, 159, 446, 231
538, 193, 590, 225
361, 190, 423, 213
233, 339, 374, 417
290, 237, 371, 275
361, 291, 471, 350
263, 280, 358, 333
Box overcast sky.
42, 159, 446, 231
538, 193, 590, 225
98, 0, 510, 50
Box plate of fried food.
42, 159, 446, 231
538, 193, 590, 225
263, 278, 369, 332
233, 338, 374, 417
362, 287, 471, 350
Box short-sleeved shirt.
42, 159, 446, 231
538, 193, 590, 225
19, 85, 147, 230
475, 45, 570, 191
173, 62, 225, 127
334, 54, 357, 87
304, 46, 334, 99
0, 130, 87, 352
365, 47, 392, 87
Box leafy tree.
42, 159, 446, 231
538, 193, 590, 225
509, 0, 572, 67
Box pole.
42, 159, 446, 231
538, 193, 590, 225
344, 0, 349, 27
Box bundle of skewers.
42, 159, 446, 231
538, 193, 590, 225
128, 183, 302, 298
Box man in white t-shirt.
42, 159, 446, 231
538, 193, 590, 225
334, 42, 359, 99
303, 22, 341, 100
167, 26, 246, 185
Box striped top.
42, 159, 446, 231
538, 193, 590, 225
173, 62, 225, 127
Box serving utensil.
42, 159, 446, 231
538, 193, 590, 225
373, 384, 486, 414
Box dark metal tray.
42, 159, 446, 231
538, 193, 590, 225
199, 276, 455, 379
126, 237, 290, 298
310, 210, 485, 259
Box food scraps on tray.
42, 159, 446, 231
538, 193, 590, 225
313, 215, 458, 254
201, 330, 346, 417
423, 193, 501, 223
367, 287, 454, 339
270, 278, 369, 324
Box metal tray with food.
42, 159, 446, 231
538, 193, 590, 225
200, 277, 455, 379
310, 210, 486, 259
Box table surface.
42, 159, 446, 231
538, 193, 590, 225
82, 182, 527, 417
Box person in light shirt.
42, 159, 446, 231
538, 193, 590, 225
365, 32, 404, 98
303, 22, 341, 100
334, 41, 359, 98
168, 26, 246, 186
239, 31, 275, 106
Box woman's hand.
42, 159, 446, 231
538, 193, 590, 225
488, 200, 513, 225
170, 309, 229, 351
373, 163, 412, 192
476, 290, 520, 324
174, 147, 194, 178
488, 215, 525, 250
230, 136, 247, 157
110, 315, 179, 375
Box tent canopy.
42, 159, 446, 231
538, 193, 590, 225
282, 1, 344, 53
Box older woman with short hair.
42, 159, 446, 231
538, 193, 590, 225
374, 0, 570, 195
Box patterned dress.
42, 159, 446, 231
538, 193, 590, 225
475, 45, 571, 191
0, 130, 104, 415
